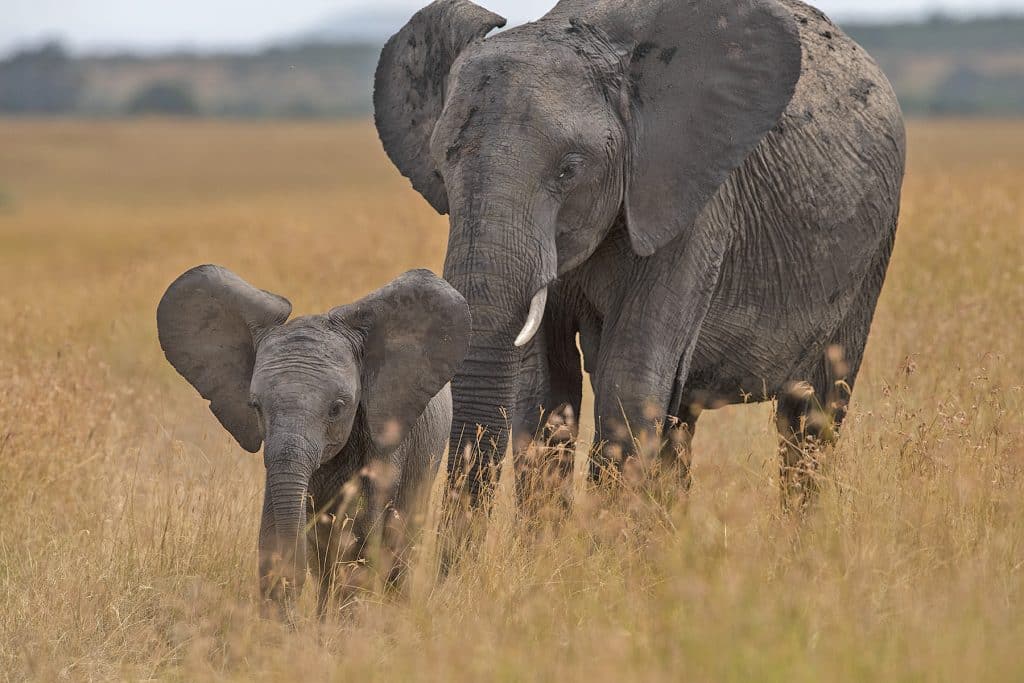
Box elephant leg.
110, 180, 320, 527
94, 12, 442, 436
361, 461, 416, 597
380, 496, 427, 595
306, 470, 368, 618
309, 503, 337, 619
589, 340, 687, 486
583, 232, 728, 486
380, 508, 409, 594
511, 315, 583, 518
309, 452, 414, 614
775, 363, 836, 512
775, 242, 888, 511
659, 400, 700, 491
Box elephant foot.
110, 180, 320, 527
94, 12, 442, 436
776, 380, 842, 514
259, 583, 303, 626
437, 491, 491, 578
778, 434, 831, 514
514, 403, 578, 524
313, 516, 409, 618
590, 414, 693, 485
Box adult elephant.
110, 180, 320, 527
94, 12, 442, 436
374, 0, 905, 509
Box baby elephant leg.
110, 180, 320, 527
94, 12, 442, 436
308, 475, 374, 618
315, 460, 422, 614
382, 449, 440, 594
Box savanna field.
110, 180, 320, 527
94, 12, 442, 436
0, 119, 1022, 681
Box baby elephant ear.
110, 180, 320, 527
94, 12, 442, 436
331, 270, 471, 452
157, 265, 291, 453
374, 0, 506, 214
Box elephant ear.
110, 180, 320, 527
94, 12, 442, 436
374, 0, 506, 214
157, 265, 292, 453
330, 270, 471, 452
568, 0, 801, 256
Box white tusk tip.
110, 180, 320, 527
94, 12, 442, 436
514, 287, 548, 348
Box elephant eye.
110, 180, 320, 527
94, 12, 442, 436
555, 153, 586, 185
328, 399, 346, 419
247, 398, 261, 413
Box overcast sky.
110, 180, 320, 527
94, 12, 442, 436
4, 0, 1023, 55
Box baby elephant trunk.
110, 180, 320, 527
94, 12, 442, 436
258, 436, 319, 613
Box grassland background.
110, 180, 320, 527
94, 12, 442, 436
0, 119, 1022, 681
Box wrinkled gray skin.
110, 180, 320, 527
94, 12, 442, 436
375, 0, 906, 507
157, 266, 470, 614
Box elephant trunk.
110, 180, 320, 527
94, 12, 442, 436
258, 435, 318, 609
443, 207, 549, 507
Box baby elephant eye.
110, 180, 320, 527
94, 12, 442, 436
328, 399, 346, 419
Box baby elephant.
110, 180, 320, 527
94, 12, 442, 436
157, 265, 470, 616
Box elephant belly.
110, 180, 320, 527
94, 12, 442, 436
687, 191, 889, 405
685, 283, 853, 407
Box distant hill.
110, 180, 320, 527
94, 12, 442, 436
1, 14, 1022, 118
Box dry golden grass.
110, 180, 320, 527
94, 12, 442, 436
0, 118, 1022, 681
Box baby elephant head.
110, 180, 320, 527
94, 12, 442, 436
157, 265, 470, 606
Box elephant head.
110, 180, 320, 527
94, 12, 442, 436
157, 266, 470, 606
375, 0, 801, 498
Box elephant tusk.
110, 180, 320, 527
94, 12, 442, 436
514, 287, 548, 348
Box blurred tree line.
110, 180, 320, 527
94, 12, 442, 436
0, 41, 377, 118
843, 14, 1024, 116
0, 43, 83, 113
1, 14, 1022, 118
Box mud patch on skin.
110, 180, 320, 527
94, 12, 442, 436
850, 78, 876, 105
726, 43, 745, 60
446, 106, 480, 162
632, 41, 658, 61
